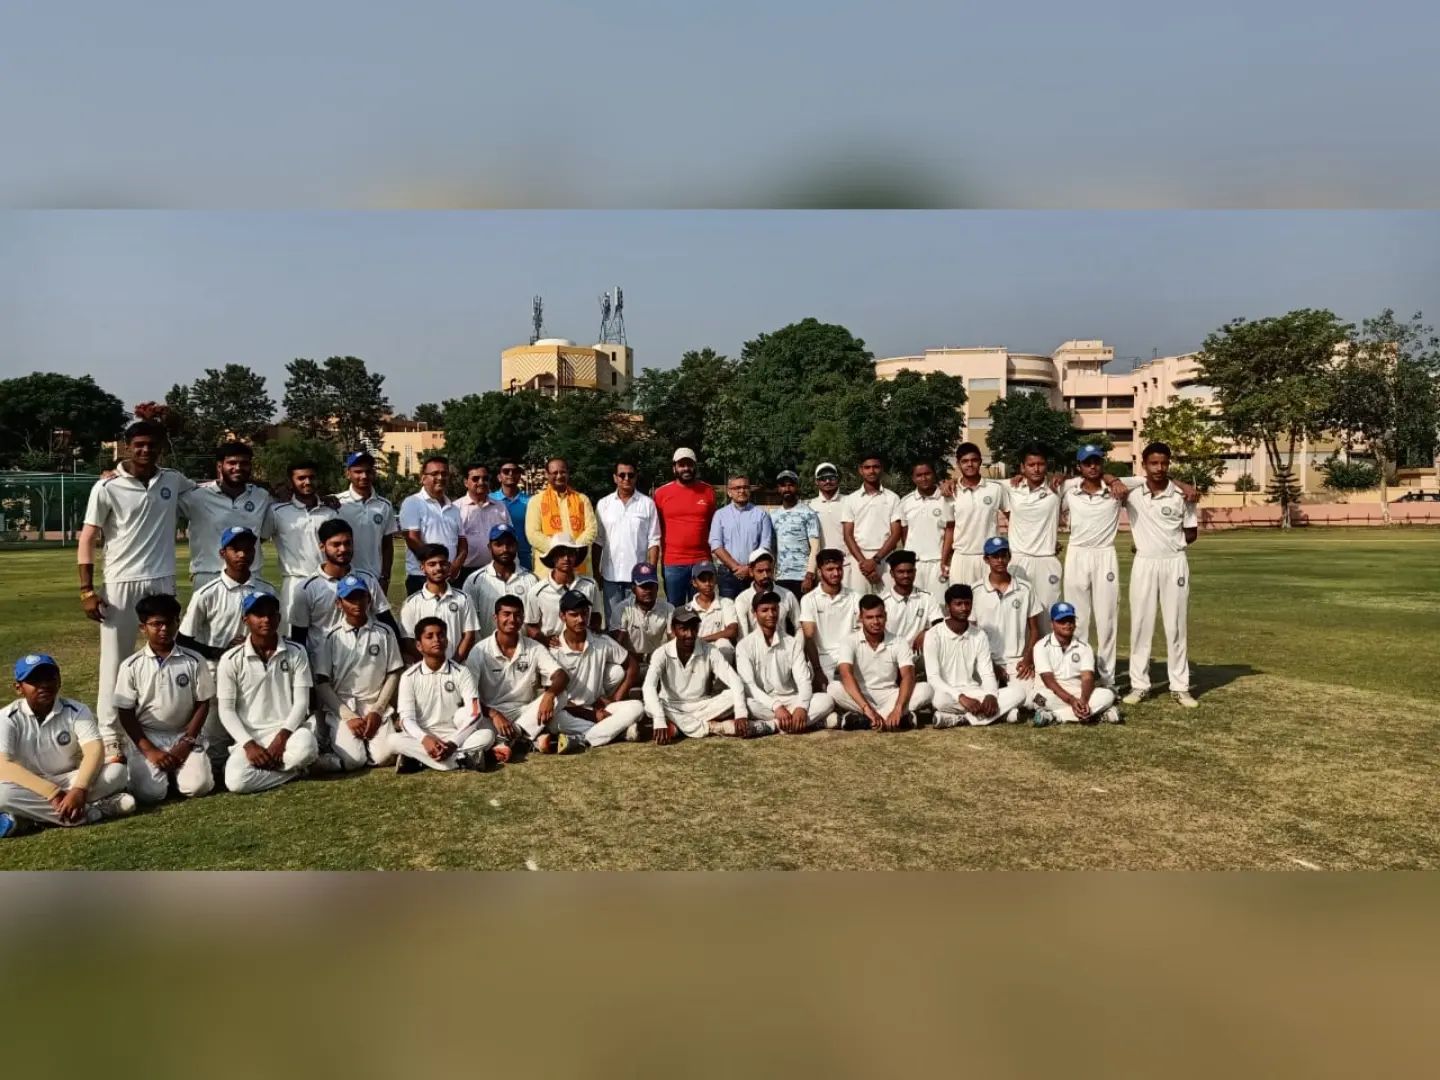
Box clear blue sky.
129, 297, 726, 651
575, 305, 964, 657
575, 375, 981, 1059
2, 211, 1436, 412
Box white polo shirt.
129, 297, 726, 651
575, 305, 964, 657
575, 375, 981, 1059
182, 482, 274, 576
686, 594, 739, 640
1033, 632, 1096, 696
83, 464, 194, 583
464, 634, 562, 716
881, 587, 944, 644
644, 639, 745, 713
180, 572, 278, 650
840, 486, 902, 554
314, 620, 403, 709
971, 577, 1043, 662
270, 498, 342, 580
734, 628, 811, 703
335, 488, 399, 578
950, 479, 1010, 555
1006, 481, 1061, 557
735, 583, 800, 638
0, 696, 101, 777
898, 489, 954, 561
798, 585, 859, 658
615, 598, 674, 658
291, 566, 390, 640
922, 620, 998, 694
112, 645, 213, 736
808, 491, 847, 553
1062, 479, 1123, 549
595, 490, 661, 582
398, 491, 463, 575
216, 638, 313, 741
523, 574, 602, 638
397, 659, 478, 742
550, 632, 629, 707
399, 585, 481, 659
1125, 481, 1198, 557
463, 563, 538, 638
833, 630, 912, 692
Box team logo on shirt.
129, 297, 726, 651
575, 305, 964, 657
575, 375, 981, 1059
1011, 598, 1021, 608
1048, 574, 1059, 585
281, 659, 291, 672
932, 507, 942, 517
1177, 576, 1186, 587
983, 496, 993, 505
56, 731, 71, 746
448, 602, 459, 613
244, 500, 256, 512
515, 659, 530, 672
160, 487, 172, 500
176, 673, 190, 687
444, 680, 456, 692
1161, 506, 1177, 518
1071, 651, 1081, 663
373, 513, 383, 525
1106, 571, 1115, 582
367, 644, 381, 657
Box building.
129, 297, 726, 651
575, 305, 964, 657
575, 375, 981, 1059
500, 339, 633, 397
380, 421, 445, 477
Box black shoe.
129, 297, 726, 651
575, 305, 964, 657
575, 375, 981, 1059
507, 736, 533, 764
840, 710, 870, 731
394, 755, 423, 775
476, 748, 500, 772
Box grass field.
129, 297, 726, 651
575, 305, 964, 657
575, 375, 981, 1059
1, 529, 1437, 869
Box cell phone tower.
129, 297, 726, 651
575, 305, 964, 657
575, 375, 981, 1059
608, 286, 627, 346
597, 290, 613, 343
530, 295, 544, 345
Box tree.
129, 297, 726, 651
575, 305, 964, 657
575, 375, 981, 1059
832, 371, 967, 489
251, 433, 346, 497
984, 392, 1082, 472
1196, 309, 1351, 527
1138, 398, 1227, 493
413, 402, 446, 429
0, 373, 128, 469
440, 390, 554, 473
283, 356, 390, 449
182, 364, 275, 444
631, 348, 737, 483
539, 391, 644, 497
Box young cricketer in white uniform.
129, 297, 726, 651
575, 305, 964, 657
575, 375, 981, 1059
840, 456, 903, 595
613, 562, 674, 668
1061, 445, 1124, 687
1032, 602, 1121, 725
269, 462, 342, 635
313, 575, 405, 772
462, 524, 537, 639
735, 591, 836, 734
523, 538, 603, 645
733, 549, 800, 638
399, 543, 481, 663
829, 594, 934, 730
334, 450, 400, 585
947, 442, 1011, 587
1005, 445, 1063, 634
181, 441, 274, 588
289, 518, 395, 661
393, 618, 496, 771
798, 548, 859, 682
808, 462, 849, 581
924, 585, 1028, 726
465, 595, 577, 757
685, 565, 740, 664
898, 461, 955, 595
644, 608, 750, 741
970, 537, 1043, 714
548, 591, 644, 749
178, 526, 279, 669
880, 550, 945, 658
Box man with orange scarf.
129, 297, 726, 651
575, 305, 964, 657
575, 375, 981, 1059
525, 457, 598, 577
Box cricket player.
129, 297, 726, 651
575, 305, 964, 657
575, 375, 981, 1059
840, 455, 903, 595
612, 562, 673, 667
1032, 602, 1121, 725
0, 654, 135, 836
399, 544, 481, 663
734, 549, 800, 638
465, 595, 577, 758
970, 537, 1043, 715
1061, 444, 1124, 686
880, 550, 945, 659
313, 575, 405, 772
215, 591, 320, 794
270, 461, 343, 635
947, 442, 1010, 588
798, 548, 859, 684
735, 591, 836, 734
1005, 444, 1063, 634
643, 608, 750, 742
462, 524, 538, 639
898, 461, 955, 595
685, 564, 740, 664
115, 594, 215, 802
289, 518, 397, 659
808, 462, 848, 582
1121, 442, 1200, 709
392, 618, 496, 772
828, 594, 934, 731
178, 526, 278, 666
335, 450, 399, 587
79, 419, 196, 756
923, 584, 1028, 727
182, 441, 274, 588
548, 591, 645, 749
523, 534, 602, 645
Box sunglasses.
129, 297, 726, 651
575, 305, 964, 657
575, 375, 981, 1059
615, 471, 637, 479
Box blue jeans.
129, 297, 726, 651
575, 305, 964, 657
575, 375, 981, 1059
663, 562, 705, 606
716, 567, 746, 600
600, 578, 631, 629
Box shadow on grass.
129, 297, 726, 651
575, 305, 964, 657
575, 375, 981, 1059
1131, 662, 1259, 697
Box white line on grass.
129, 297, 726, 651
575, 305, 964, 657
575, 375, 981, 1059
1288, 857, 1322, 870
1090, 787, 1109, 794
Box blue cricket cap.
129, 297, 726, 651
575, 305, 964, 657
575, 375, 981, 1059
489, 523, 517, 542
335, 574, 371, 599
691, 563, 716, 580
1050, 601, 1077, 622
632, 561, 659, 585
1076, 444, 1105, 463
983, 536, 1010, 556
219, 525, 257, 549
240, 590, 279, 614
14, 653, 59, 682
345, 451, 375, 467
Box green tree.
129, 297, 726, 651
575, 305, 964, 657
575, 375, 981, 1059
1319, 456, 1381, 493
413, 402, 446, 429
631, 348, 737, 483
283, 356, 391, 449
252, 433, 346, 496
440, 390, 554, 472
1138, 398, 1227, 493
833, 371, 967, 489
984, 392, 1082, 472
539, 391, 645, 498
0, 373, 128, 469
1196, 309, 1351, 527
182, 364, 275, 444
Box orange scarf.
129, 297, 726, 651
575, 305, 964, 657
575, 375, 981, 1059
540, 485, 587, 536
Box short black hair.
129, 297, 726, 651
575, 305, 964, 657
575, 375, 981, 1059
956, 442, 982, 460
1020, 443, 1048, 462
413, 616, 448, 639
1142, 441, 1172, 460
752, 590, 782, 610
944, 583, 974, 604
214, 441, 253, 461
288, 460, 319, 476
135, 593, 182, 622
857, 453, 885, 467
422, 454, 449, 468
417, 543, 449, 563
494, 595, 525, 615
858, 594, 886, 613
124, 420, 164, 443
318, 518, 353, 543
816, 548, 845, 567
463, 462, 489, 478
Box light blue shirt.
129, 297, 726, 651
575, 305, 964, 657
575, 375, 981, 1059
770, 503, 820, 581
489, 489, 532, 566
708, 501, 775, 569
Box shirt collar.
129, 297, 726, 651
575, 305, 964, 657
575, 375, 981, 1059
418, 658, 457, 675
13, 698, 69, 724
421, 584, 461, 601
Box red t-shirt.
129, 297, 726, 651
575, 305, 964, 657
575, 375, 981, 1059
653, 480, 717, 566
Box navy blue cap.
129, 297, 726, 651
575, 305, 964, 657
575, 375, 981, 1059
345, 451, 375, 467
489, 523, 517, 542
631, 561, 659, 585
335, 574, 371, 599
558, 589, 592, 614
691, 563, 716, 580
14, 653, 59, 682
1050, 601, 1077, 621
983, 536, 1010, 556
1076, 444, 1105, 463
219, 525, 257, 548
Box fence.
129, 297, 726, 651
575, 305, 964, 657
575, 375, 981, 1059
0, 472, 102, 545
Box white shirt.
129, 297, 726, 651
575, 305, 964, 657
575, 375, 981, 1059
1033, 632, 1096, 696
615, 598, 674, 658
972, 577, 1042, 662
799, 585, 860, 660
1062, 479, 1123, 549
291, 566, 391, 642
1125, 481, 1198, 557
595, 490, 661, 582
833, 630, 912, 692
335, 488, 399, 578
523, 574, 602, 639
686, 594, 739, 641
643, 639, 745, 716
462, 563, 538, 638
83, 464, 195, 583
0, 696, 101, 777
808, 491, 847, 554
181, 482, 274, 576
270, 497, 342, 580
840, 486, 903, 552
1006, 481, 1061, 557
550, 632, 630, 707
314, 620, 403, 711
180, 572, 278, 650
734, 583, 800, 638
950, 479, 1010, 555
216, 638, 313, 742
398, 490, 463, 575
882, 588, 944, 645
399, 585, 481, 659
465, 634, 563, 716
734, 628, 812, 707
397, 659, 479, 742
898, 489, 954, 561
922, 621, 998, 696
112, 645, 213, 736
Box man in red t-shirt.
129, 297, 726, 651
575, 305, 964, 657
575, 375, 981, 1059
652, 447, 717, 606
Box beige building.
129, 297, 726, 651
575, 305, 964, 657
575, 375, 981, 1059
380, 424, 445, 477
500, 339, 633, 397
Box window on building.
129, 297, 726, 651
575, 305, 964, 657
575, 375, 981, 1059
966, 418, 992, 430
967, 378, 1002, 390
611, 371, 618, 386
1107, 395, 1134, 409
1008, 383, 1051, 397
1106, 429, 1132, 443
1072, 396, 1105, 410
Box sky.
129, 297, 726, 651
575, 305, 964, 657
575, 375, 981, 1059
2, 210, 1437, 412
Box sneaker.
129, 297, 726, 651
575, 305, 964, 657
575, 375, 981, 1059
1172, 691, 1199, 709
898, 711, 916, 730
534, 733, 556, 755
556, 734, 587, 755
1003, 709, 1023, 724
312, 752, 346, 773
1121, 690, 1147, 706
931, 712, 964, 729
1031, 708, 1056, 728
1101, 706, 1123, 724
840, 710, 869, 731
93, 792, 136, 820
394, 755, 423, 774
823, 714, 842, 730
0, 812, 16, 839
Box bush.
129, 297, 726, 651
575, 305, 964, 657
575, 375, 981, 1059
1320, 456, 1381, 493
1234, 474, 1259, 493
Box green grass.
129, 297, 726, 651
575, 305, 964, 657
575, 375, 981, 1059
2, 530, 1438, 869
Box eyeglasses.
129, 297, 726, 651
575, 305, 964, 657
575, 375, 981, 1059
467, 475, 488, 484
423, 471, 447, 478
615, 471, 637, 479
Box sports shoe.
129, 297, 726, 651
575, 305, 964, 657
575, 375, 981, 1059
556, 734, 587, 755
0, 812, 17, 839
491, 743, 512, 765
534, 733, 556, 755
1172, 691, 1199, 709
1101, 706, 1123, 724
1031, 708, 1056, 728
1121, 690, 1147, 706
931, 712, 964, 729
840, 710, 869, 731
93, 792, 136, 820
1003, 709, 1023, 724
823, 714, 842, 730
312, 752, 346, 773
394, 755, 423, 774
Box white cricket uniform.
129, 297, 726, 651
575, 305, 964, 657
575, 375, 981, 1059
464, 634, 583, 741
112, 644, 215, 801
734, 628, 834, 731
922, 619, 1027, 726
685, 594, 740, 663
462, 564, 537, 638
398, 491, 464, 576
1061, 479, 1123, 686
971, 576, 1043, 701
642, 639, 747, 739
180, 572, 279, 663
290, 566, 391, 660
808, 492, 847, 562
215, 638, 319, 794
1124, 481, 1198, 695
1033, 633, 1117, 722
399, 585, 481, 660
615, 598, 674, 661
181, 481, 274, 585
734, 583, 800, 639
840, 486, 902, 594
0, 697, 128, 826
335, 488, 399, 580
523, 574, 602, 639
1006, 481, 1063, 631
949, 479, 1010, 587
393, 659, 494, 770
898, 489, 954, 594
270, 497, 342, 632
549, 633, 644, 746
829, 630, 934, 719
83, 463, 194, 748
314, 620, 404, 770
881, 588, 944, 651
798, 585, 860, 680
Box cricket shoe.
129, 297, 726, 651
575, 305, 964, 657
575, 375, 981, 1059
394, 755, 423, 774
312, 752, 346, 774
0, 812, 17, 839
1031, 708, 1057, 728
93, 792, 136, 821
1121, 690, 1147, 706
1171, 691, 1199, 709
556, 734, 587, 755
1100, 706, 1123, 724
839, 711, 870, 731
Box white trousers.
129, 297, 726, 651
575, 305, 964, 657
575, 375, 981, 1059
914, 559, 946, 596
827, 680, 934, 718
565, 699, 646, 747
0, 762, 128, 826
932, 683, 1029, 726
486, 696, 585, 743
1129, 553, 1190, 694
845, 558, 888, 596
1010, 553, 1062, 632
744, 692, 835, 730
996, 658, 1037, 707
1035, 685, 1117, 723
392, 712, 497, 771
648, 693, 741, 739
128, 730, 215, 803
1064, 545, 1119, 686
96, 576, 176, 750
948, 552, 987, 589
323, 710, 400, 771
225, 726, 319, 793
280, 576, 307, 637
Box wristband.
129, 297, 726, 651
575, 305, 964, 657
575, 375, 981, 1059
80, 587, 97, 598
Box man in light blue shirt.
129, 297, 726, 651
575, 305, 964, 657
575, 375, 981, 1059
489, 458, 532, 569
769, 470, 820, 599
708, 475, 776, 600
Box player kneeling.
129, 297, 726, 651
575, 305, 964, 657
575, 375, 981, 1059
735, 590, 835, 736
644, 607, 750, 742
465, 595, 576, 759
923, 584, 1028, 726
1031, 603, 1120, 726
393, 619, 495, 772
313, 575, 405, 771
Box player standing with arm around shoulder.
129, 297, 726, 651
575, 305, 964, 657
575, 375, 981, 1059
947, 442, 1010, 588
898, 461, 955, 596
1060, 445, 1124, 688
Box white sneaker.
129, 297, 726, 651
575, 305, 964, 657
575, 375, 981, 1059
1101, 706, 1123, 724
93, 792, 136, 820
1121, 690, 1147, 706
1172, 691, 1199, 709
